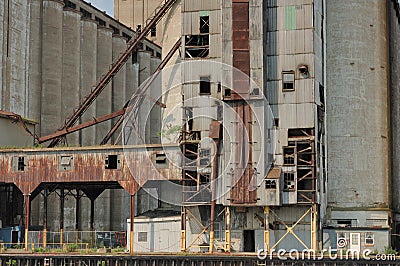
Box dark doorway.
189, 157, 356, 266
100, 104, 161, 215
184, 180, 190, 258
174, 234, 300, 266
243, 230, 255, 252
11, 231, 18, 244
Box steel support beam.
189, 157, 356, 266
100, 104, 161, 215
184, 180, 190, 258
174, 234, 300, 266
24, 194, 30, 251
130, 195, 135, 253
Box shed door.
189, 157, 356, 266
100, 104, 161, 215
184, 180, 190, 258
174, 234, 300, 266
349, 233, 361, 252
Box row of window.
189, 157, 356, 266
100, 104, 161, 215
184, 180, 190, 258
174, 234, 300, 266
337, 232, 374, 246
11, 153, 168, 172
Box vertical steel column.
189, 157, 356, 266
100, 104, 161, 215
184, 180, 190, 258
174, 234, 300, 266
209, 140, 219, 253
264, 206, 270, 252
225, 207, 231, 252
24, 194, 30, 251
311, 134, 317, 250
90, 198, 95, 246
130, 194, 135, 253
180, 207, 186, 252
60, 189, 64, 246
43, 190, 48, 248
75, 189, 80, 244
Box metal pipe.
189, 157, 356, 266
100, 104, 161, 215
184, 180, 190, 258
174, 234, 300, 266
60, 189, 64, 247
264, 206, 270, 253
225, 207, 231, 252
130, 194, 135, 253
209, 139, 219, 253
24, 194, 30, 251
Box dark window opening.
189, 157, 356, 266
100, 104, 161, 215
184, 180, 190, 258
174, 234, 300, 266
156, 52, 161, 59
132, 51, 138, 64
150, 25, 156, 37
110, 25, 120, 35
274, 118, 279, 127
17, 157, 25, 171
297, 142, 312, 166
155, 153, 167, 164
282, 71, 295, 91
122, 32, 131, 40
365, 233, 374, 245
185, 35, 209, 59
200, 174, 211, 184
64, 0, 76, 9
200, 77, 211, 94
146, 46, 154, 56
200, 16, 210, 34
319, 83, 325, 104
265, 179, 277, 189
224, 89, 231, 97
95, 17, 106, 27
283, 172, 295, 191
105, 155, 120, 169
283, 147, 295, 165
80, 8, 92, 19
337, 220, 352, 227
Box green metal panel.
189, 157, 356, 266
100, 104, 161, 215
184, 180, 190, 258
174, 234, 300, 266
285, 6, 296, 30
199, 11, 210, 17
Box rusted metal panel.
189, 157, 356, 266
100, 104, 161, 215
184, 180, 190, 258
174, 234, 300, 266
0, 145, 181, 195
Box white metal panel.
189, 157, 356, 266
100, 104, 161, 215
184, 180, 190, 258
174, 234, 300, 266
210, 10, 221, 34
210, 34, 222, 58
249, 5, 262, 40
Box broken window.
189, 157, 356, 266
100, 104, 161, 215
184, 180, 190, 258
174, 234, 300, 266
138, 232, 147, 242
13, 156, 26, 172
224, 89, 231, 97
200, 16, 210, 34
283, 147, 295, 165
282, 71, 295, 91
199, 149, 211, 166
283, 172, 295, 191
185, 35, 210, 58
365, 233, 374, 246
105, 155, 121, 170
80, 8, 92, 19
200, 77, 211, 94
265, 179, 277, 189
64, 0, 76, 9
95, 17, 106, 27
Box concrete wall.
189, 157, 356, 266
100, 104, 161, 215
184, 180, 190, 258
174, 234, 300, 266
389, 0, 400, 248
0, 116, 36, 147
326, 0, 390, 209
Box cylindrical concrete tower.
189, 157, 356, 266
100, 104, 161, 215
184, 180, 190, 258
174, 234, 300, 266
111, 35, 127, 143
95, 26, 113, 144
326, 1, 389, 208
138, 50, 151, 144
125, 55, 139, 102
61, 8, 81, 146
41, 0, 64, 136
80, 18, 97, 146
27, 0, 43, 127
149, 56, 161, 144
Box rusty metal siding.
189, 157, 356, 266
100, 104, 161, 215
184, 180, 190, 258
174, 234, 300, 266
0, 145, 181, 195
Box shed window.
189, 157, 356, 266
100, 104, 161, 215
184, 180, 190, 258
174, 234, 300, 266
365, 233, 374, 246
200, 77, 211, 94
138, 232, 147, 242
282, 72, 295, 91
283, 172, 295, 191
